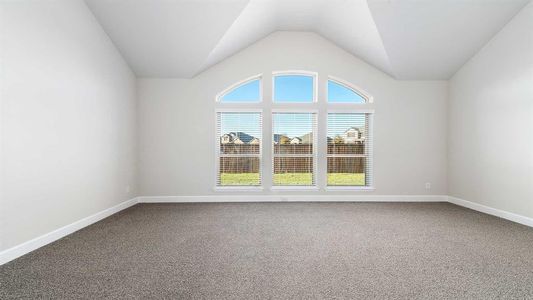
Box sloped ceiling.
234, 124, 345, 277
85, 0, 530, 79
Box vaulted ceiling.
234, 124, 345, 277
85, 0, 530, 79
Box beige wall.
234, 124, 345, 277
0, 0, 138, 251
138, 32, 448, 197
448, 2, 533, 218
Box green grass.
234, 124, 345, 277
327, 173, 365, 186
220, 173, 260, 185
220, 173, 365, 186
274, 173, 313, 185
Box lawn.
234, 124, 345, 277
327, 173, 365, 186
220, 173, 365, 186
220, 173, 260, 185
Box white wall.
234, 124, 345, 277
448, 2, 533, 219
138, 32, 448, 197
0, 0, 137, 251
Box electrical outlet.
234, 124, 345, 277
425, 182, 431, 190
126, 185, 131, 193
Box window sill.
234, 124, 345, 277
325, 186, 375, 191
214, 186, 264, 192
271, 186, 319, 191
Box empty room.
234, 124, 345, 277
1, 0, 532, 298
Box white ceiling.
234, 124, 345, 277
85, 0, 530, 79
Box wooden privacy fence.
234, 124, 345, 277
219, 143, 366, 173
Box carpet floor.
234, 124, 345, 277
1, 202, 533, 299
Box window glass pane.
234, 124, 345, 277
220, 79, 260, 102
219, 157, 260, 185
274, 75, 314, 103
273, 158, 313, 185
327, 113, 368, 186
217, 112, 261, 186
328, 80, 365, 103
272, 113, 316, 186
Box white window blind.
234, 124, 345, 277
272, 112, 317, 186
327, 113, 373, 186
216, 112, 262, 186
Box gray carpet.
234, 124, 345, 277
1, 202, 533, 299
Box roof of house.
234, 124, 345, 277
273, 134, 288, 143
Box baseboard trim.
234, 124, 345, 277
138, 195, 448, 203
2, 194, 530, 266
447, 196, 533, 228
0, 197, 139, 266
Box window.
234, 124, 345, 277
327, 113, 373, 187
215, 72, 373, 190
272, 112, 317, 186
273, 73, 315, 103
328, 79, 367, 103
219, 77, 261, 103
216, 112, 262, 186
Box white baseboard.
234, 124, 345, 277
2, 194, 530, 266
0, 197, 139, 266
138, 195, 448, 203
447, 196, 533, 228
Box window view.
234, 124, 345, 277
328, 80, 366, 103
273, 74, 314, 103
272, 113, 317, 186
216, 72, 372, 189
217, 112, 262, 186
327, 113, 371, 186
220, 78, 260, 102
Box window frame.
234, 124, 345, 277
214, 108, 264, 191
272, 70, 318, 104
216, 74, 263, 104
214, 72, 374, 192
271, 109, 319, 190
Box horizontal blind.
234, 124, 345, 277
216, 112, 262, 186
272, 112, 317, 186
327, 113, 373, 186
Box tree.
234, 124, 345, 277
334, 135, 345, 144
279, 136, 290, 144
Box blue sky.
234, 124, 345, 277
219, 77, 365, 138
222, 76, 364, 103
328, 81, 365, 103
274, 75, 313, 102
327, 114, 365, 137
220, 113, 261, 137
272, 113, 314, 137
221, 79, 260, 102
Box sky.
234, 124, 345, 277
221, 79, 260, 102
274, 75, 313, 102
219, 76, 366, 138
222, 76, 365, 103
327, 81, 365, 103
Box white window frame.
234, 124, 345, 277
271, 109, 319, 190
272, 70, 318, 103
214, 108, 263, 191
214, 72, 374, 192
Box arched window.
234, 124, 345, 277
215, 72, 373, 190
218, 75, 261, 103
327, 77, 371, 103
